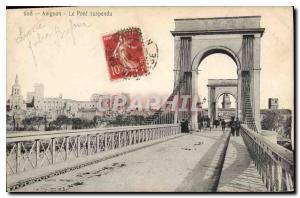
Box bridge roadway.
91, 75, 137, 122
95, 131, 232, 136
11, 129, 267, 192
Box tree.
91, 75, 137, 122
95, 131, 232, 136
6, 114, 12, 123
55, 115, 69, 129
44, 115, 47, 131
33, 116, 44, 130
93, 115, 102, 127
21, 116, 44, 131
282, 116, 292, 138
261, 110, 284, 131
71, 118, 83, 129
22, 117, 34, 130
13, 115, 16, 131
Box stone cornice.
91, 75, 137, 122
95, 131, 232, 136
207, 84, 238, 87
174, 16, 261, 21
171, 28, 265, 37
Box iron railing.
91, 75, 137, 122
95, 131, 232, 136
6, 124, 181, 175
241, 124, 294, 192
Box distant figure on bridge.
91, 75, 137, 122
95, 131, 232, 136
213, 120, 219, 128
235, 118, 241, 136
221, 119, 226, 131
197, 115, 203, 132
181, 119, 189, 133
229, 117, 235, 136
198, 118, 204, 132
206, 117, 211, 131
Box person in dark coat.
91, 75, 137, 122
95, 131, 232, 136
229, 117, 235, 136
198, 115, 203, 132
199, 119, 204, 131
221, 119, 226, 131
235, 118, 241, 136
207, 117, 211, 131
213, 120, 219, 128
181, 119, 189, 133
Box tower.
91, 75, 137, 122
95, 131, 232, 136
34, 83, 44, 99
12, 74, 20, 96
268, 98, 278, 110
222, 94, 231, 109
9, 74, 25, 110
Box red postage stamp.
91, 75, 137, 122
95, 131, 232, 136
102, 27, 148, 80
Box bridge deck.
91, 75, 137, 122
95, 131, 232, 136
217, 136, 267, 192
10, 129, 267, 192
12, 130, 229, 192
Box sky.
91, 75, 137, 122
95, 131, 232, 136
198, 54, 237, 108
6, 7, 293, 110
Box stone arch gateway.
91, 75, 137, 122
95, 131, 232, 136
171, 16, 264, 131
207, 79, 237, 121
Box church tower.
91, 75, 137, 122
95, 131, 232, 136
9, 74, 24, 110
12, 74, 21, 96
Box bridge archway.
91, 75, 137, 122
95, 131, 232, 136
216, 93, 237, 122
207, 79, 238, 121
171, 16, 264, 131
192, 46, 241, 71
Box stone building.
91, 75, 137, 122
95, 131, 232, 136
7, 76, 132, 124
26, 83, 44, 103
33, 95, 97, 121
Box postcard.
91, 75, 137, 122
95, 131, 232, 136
6, 6, 294, 192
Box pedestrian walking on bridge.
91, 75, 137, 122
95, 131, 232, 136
181, 119, 189, 133
221, 119, 226, 131
198, 116, 203, 132
235, 118, 241, 136
229, 117, 235, 136
207, 117, 212, 131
